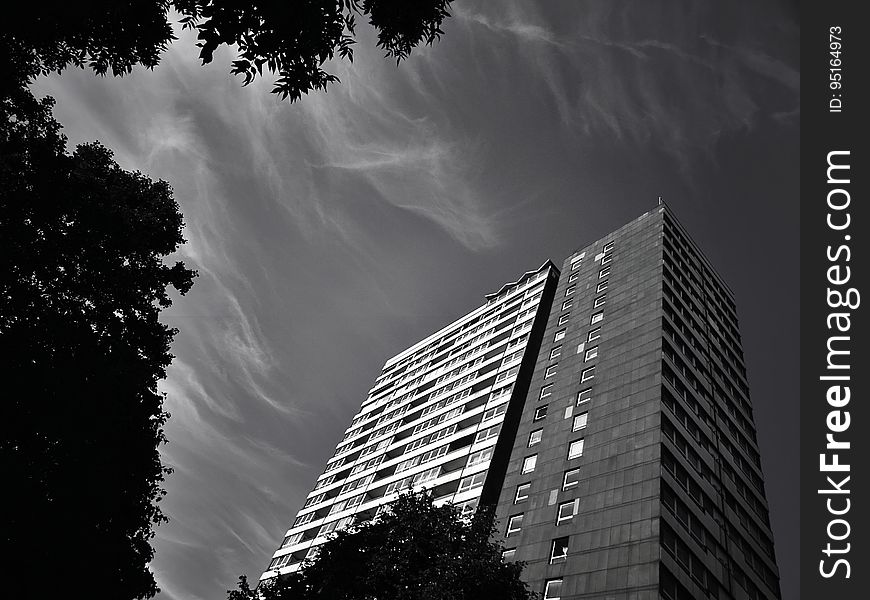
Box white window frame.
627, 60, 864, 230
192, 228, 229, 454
561, 299, 573, 310
557, 500, 578, 524
554, 329, 566, 342
558, 313, 571, 326
515, 483, 531, 503
550, 346, 562, 359
568, 438, 585, 459
466, 448, 493, 467
573, 412, 588, 431
568, 272, 579, 282
528, 428, 543, 447
565, 285, 576, 297
590, 312, 604, 325
522, 454, 538, 474
603, 241, 614, 252
544, 579, 563, 600
596, 280, 608, 293
507, 514, 524, 535
577, 389, 592, 405
599, 266, 610, 279
457, 471, 486, 493
539, 384, 554, 400
550, 537, 569, 563
593, 295, 607, 308
600, 253, 612, 265
544, 364, 558, 378
563, 468, 581, 490
475, 424, 502, 443
580, 366, 595, 382
482, 403, 508, 422
533, 404, 549, 421
584, 346, 598, 362
587, 328, 601, 343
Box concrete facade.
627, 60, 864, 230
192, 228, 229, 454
260, 205, 781, 600
494, 209, 664, 600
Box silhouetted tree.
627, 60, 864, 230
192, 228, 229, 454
1, 0, 453, 101
0, 85, 196, 599
229, 491, 535, 600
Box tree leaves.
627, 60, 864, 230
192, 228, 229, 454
235, 491, 535, 600
0, 0, 454, 101
0, 85, 196, 599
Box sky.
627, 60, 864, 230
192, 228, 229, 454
32, 1, 799, 598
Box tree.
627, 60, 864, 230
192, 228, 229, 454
229, 491, 535, 600
0, 84, 196, 599
1, 0, 454, 101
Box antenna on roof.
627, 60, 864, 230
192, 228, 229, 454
658, 196, 663, 206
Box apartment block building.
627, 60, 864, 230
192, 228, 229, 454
260, 205, 781, 600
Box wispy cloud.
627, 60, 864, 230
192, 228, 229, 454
28, 3, 798, 599
456, 1, 799, 176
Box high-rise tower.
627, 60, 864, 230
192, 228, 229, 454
261, 205, 781, 600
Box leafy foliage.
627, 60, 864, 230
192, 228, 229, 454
230, 491, 535, 600
0, 85, 196, 599
0, 0, 454, 101
0, 1, 176, 88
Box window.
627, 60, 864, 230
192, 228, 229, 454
539, 384, 554, 400
565, 285, 576, 297
507, 514, 524, 535
557, 499, 579, 524
344, 493, 365, 510
502, 549, 517, 561
412, 466, 440, 486
268, 553, 292, 571
558, 313, 571, 326
280, 532, 303, 549
544, 579, 563, 600
580, 366, 595, 382
550, 537, 569, 563
590, 311, 604, 325
603, 241, 614, 252
571, 257, 582, 270
596, 280, 608, 293
550, 346, 562, 359
599, 266, 610, 278
314, 475, 336, 490
587, 328, 601, 342
528, 428, 543, 447
563, 468, 581, 490
304, 493, 326, 508
457, 498, 479, 517
475, 424, 501, 443
294, 512, 314, 527
600, 253, 612, 265
534, 404, 549, 421
577, 389, 592, 405
593, 295, 607, 308
573, 412, 588, 431
522, 455, 538, 474
568, 272, 579, 283
482, 403, 507, 422
561, 299, 573, 310
515, 483, 531, 503
467, 448, 493, 467
457, 471, 486, 493
544, 364, 558, 378
553, 329, 566, 342
568, 438, 585, 459
584, 346, 598, 361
